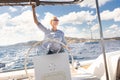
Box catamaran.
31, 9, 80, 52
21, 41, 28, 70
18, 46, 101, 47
0, 0, 120, 80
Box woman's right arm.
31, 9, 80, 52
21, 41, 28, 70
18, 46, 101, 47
32, 5, 48, 33
32, 5, 39, 25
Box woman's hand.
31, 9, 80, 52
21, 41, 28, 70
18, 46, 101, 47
32, 4, 36, 9
63, 45, 71, 51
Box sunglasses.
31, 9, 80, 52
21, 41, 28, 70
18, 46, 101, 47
52, 20, 59, 21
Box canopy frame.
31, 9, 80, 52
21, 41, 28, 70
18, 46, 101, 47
0, 0, 83, 6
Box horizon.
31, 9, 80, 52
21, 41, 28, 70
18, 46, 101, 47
0, 0, 120, 46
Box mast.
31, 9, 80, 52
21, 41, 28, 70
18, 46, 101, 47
95, 0, 109, 80
87, 20, 93, 40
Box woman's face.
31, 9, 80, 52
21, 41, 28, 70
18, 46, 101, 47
51, 20, 59, 27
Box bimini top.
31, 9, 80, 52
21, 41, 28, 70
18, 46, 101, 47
0, 0, 84, 6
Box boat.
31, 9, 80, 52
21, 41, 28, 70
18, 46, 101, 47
0, 50, 120, 80
0, 0, 120, 80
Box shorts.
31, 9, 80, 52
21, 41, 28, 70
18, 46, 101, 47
47, 49, 64, 55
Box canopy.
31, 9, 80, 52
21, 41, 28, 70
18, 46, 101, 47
0, 0, 83, 6
0, 0, 34, 3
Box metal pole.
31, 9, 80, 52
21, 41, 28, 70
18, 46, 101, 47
95, 0, 109, 80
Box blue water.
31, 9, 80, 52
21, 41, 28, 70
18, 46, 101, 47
0, 40, 120, 72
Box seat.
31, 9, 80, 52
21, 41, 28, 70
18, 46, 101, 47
33, 53, 71, 80
87, 50, 120, 80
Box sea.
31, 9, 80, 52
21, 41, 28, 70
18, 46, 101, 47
0, 40, 120, 72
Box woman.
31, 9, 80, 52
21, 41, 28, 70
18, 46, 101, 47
32, 5, 68, 54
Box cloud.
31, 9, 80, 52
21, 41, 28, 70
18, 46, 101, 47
63, 26, 88, 38
0, 10, 44, 46
104, 24, 120, 38
21, 6, 30, 11
39, 11, 95, 28
9, 7, 17, 12
1, 9, 96, 45
59, 11, 95, 25
91, 24, 99, 31
36, 10, 96, 39
0, 13, 11, 28
0, 4, 119, 45
10, 10, 34, 25
109, 24, 119, 30
82, 28, 86, 32
79, 0, 111, 8
41, 12, 54, 28
101, 8, 120, 21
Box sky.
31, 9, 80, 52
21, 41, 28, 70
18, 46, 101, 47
0, 0, 120, 46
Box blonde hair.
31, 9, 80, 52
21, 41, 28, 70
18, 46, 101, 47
50, 16, 59, 26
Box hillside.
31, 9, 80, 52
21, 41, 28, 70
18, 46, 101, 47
1, 37, 120, 47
